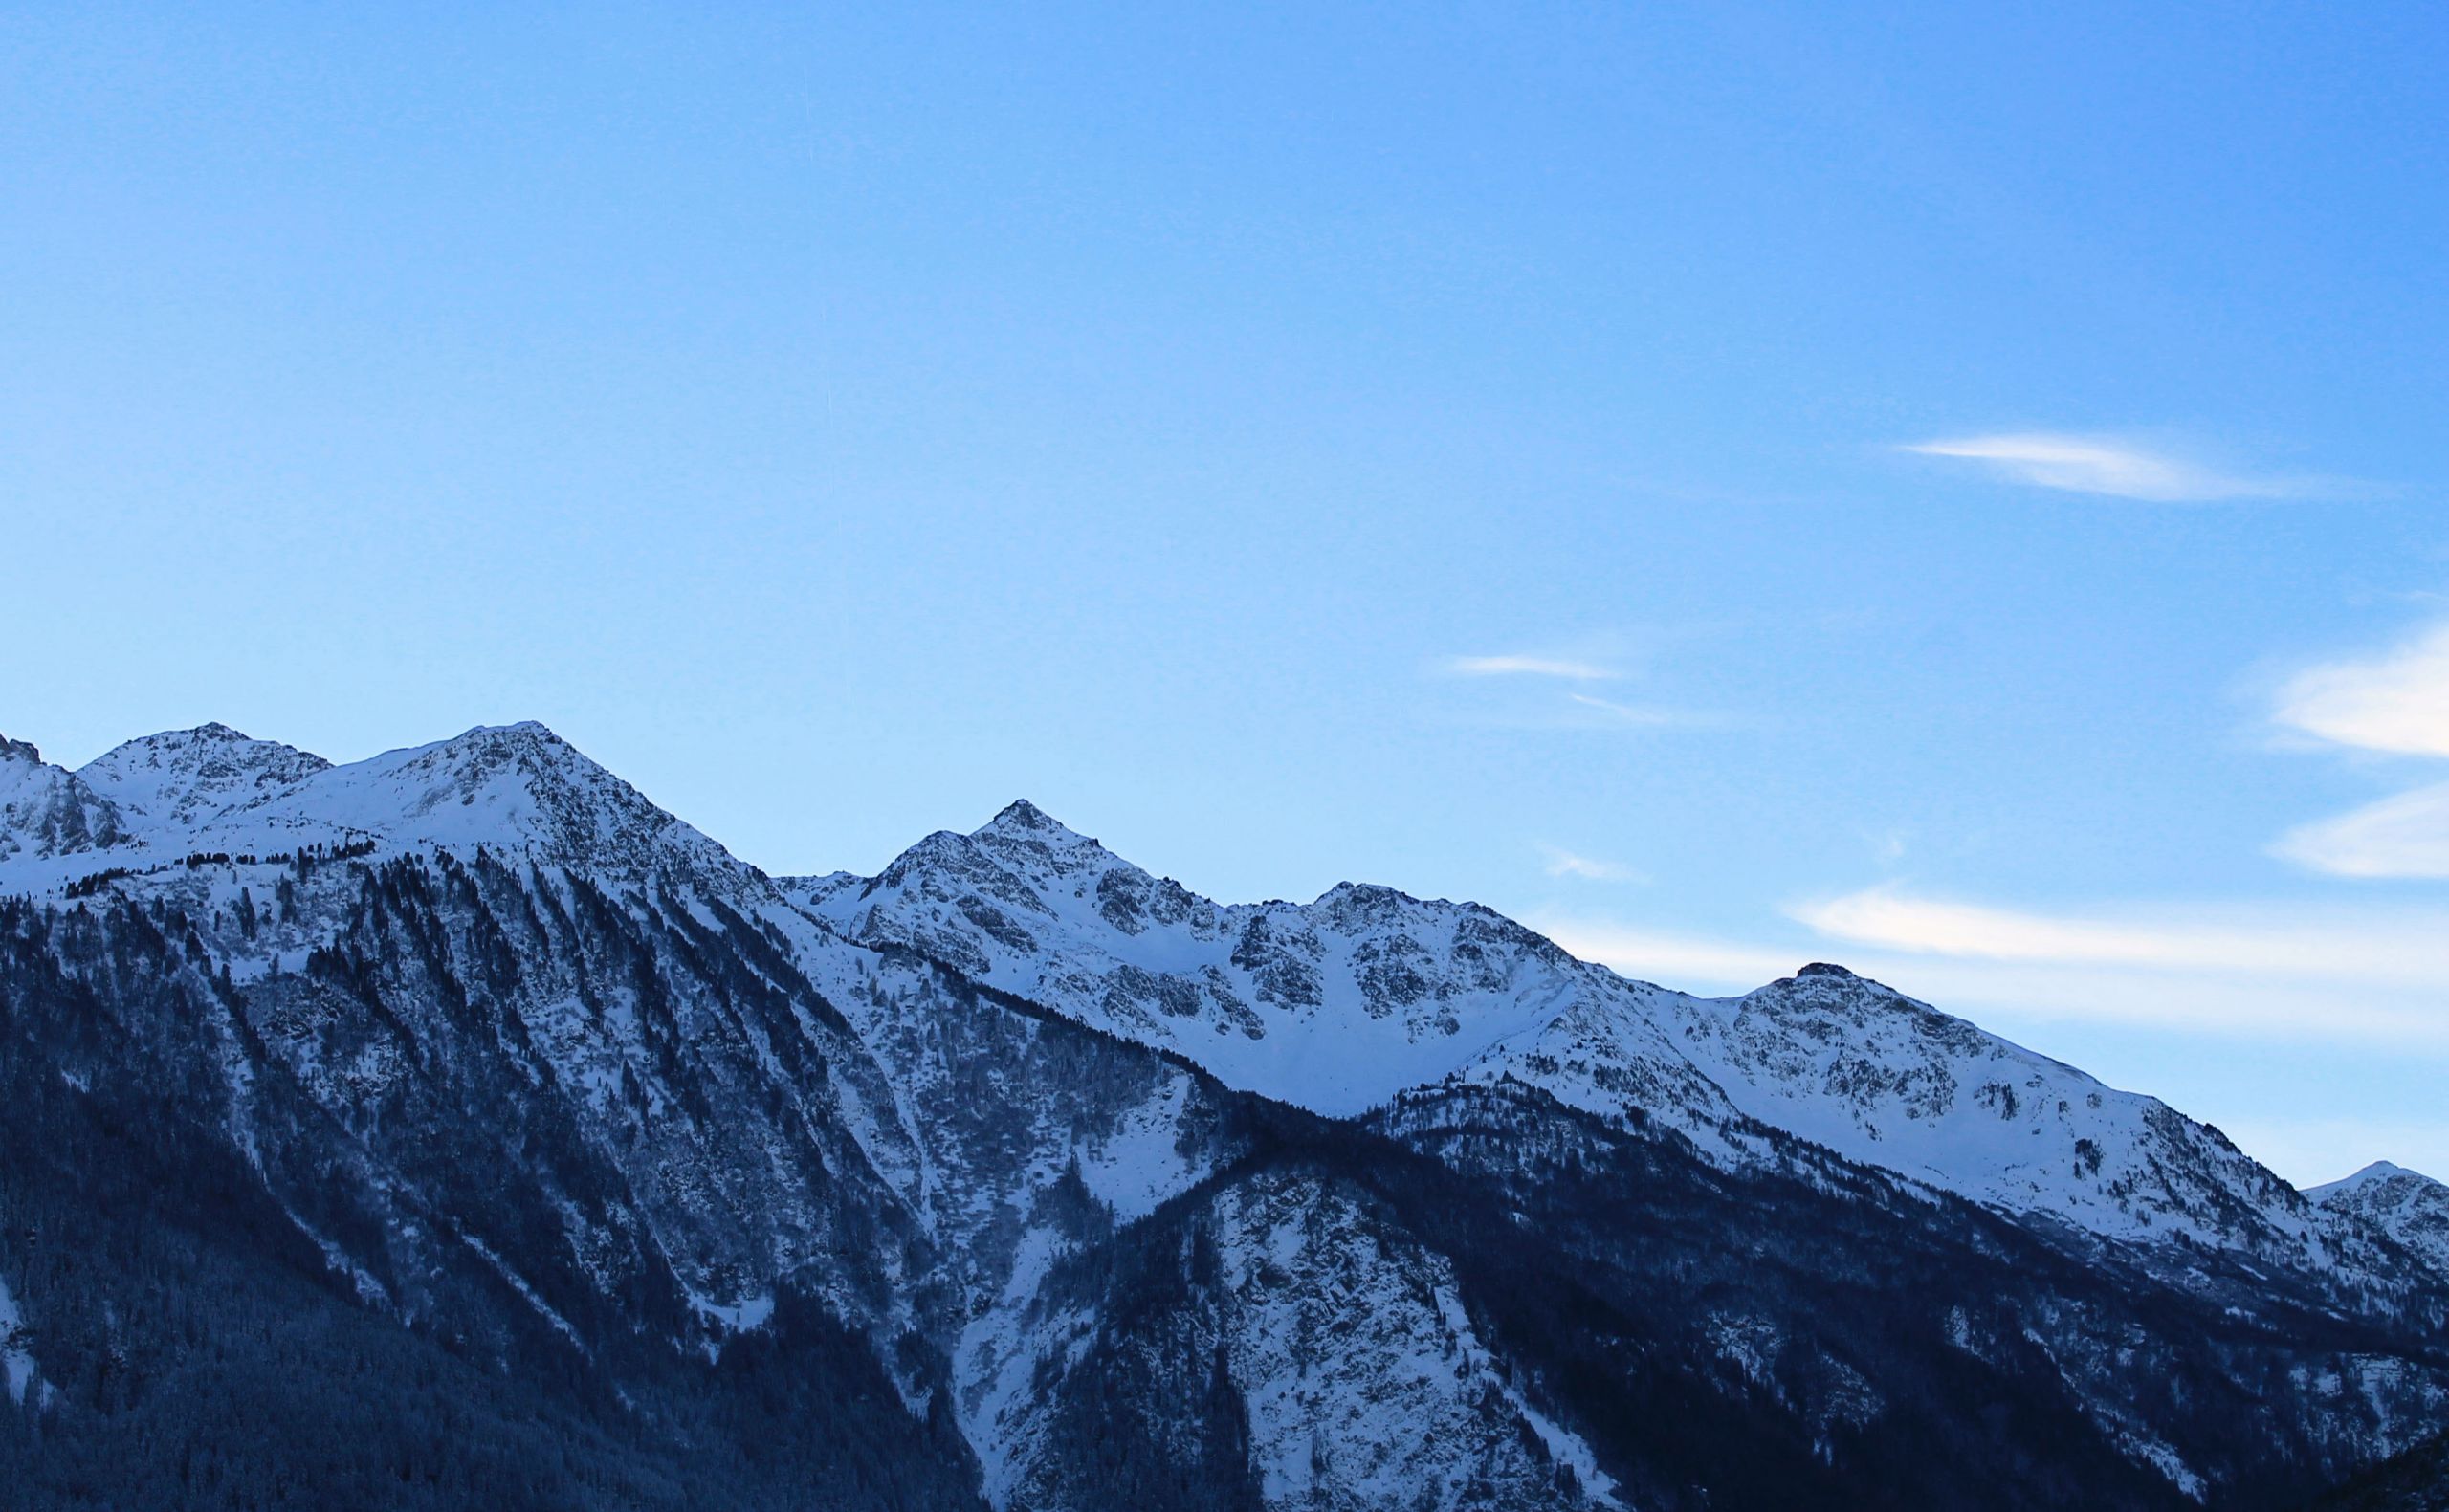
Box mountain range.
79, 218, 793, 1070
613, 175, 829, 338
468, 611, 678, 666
1, 719, 2443, 1509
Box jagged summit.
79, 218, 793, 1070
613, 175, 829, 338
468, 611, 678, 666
0, 718, 745, 889
198, 720, 743, 880
79, 723, 331, 839
968, 799, 1112, 873
0, 734, 124, 861
803, 803, 1672, 1118
979, 798, 1063, 834
812, 799, 2374, 1264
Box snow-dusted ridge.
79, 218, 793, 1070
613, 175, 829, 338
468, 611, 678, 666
1488, 957, 2345, 1258
3, 720, 2435, 1286
800, 798, 2412, 1271
0, 720, 749, 895
792, 798, 1729, 1126
3, 716, 2444, 1507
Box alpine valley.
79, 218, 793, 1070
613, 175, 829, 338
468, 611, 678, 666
2, 719, 2445, 1510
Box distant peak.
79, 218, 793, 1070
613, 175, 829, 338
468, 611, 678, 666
95, 721, 298, 759
2344, 1159, 2430, 1187
1756, 960, 1916, 1007
964, 800, 1122, 878
74, 724, 332, 840
392, 722, 624, 786
1, 734, 42, 765
410, 722, 585, 771
985, 799, 1058, 831
2306, 1159, 2438, 1201
1317, 880, 1427, 910
975, 800, 1097, 847
453, 720, 562, 744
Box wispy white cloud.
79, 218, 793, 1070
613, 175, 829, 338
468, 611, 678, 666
1435, 648, 1729, 733
2273, 622, 2449, 759
1445, 654, 1619, 681
1533, 887, 2449, 1050
1539, 845, 1643, 883
1790, 887, 2449, 986
1532, 890, 2449, 1185
1565, 693, 1726, 730
1900, 432, 2316, 502
1532, 919, 1801, 991
2275, 782, 2449, 879
2269, 620, 2449, 877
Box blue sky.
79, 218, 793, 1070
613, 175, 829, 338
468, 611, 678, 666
8, 4, 2447, 1183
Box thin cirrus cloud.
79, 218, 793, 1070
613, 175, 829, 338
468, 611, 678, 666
1565, 692, 1724, 729
1789, 887, 2449, 985
1445, 654, 1620, 681
1539, 845, 1643, 883
1534, 886, 2449, 1050
1439, 650, 1727, 732
2272, 622, 2449, 759
1900, 432, 2316, 503
1544, 896, 2449, 1183
2275, 782, 2449, 880
2269, 621, 2449, 877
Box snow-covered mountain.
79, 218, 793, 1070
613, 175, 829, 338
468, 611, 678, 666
0, 721, 749, 894
77, 723, 331, 841
792, 799, 1729, 1124
191, 721, 743, 880
2, 718, 2444, 1511
2314, 1163, 2449, 1277
1483, 960, 2355, 1262
799, 801, 2397, 1277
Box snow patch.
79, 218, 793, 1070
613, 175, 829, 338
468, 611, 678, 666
0, 1272, 37, 1406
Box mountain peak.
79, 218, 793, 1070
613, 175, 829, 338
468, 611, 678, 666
426, 720, 568, 757
80, 723, 332, 840
960, 800, 1120, 894
474, 718, 557, 739
1797, 961, 1858, 979
149, 720, 751, 886
2306, 1159, 2449, 1275
979, 798, 1066, 836
2311, 1159, 2434, 1197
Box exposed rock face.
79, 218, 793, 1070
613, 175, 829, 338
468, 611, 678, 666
0, 736, 124, 861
